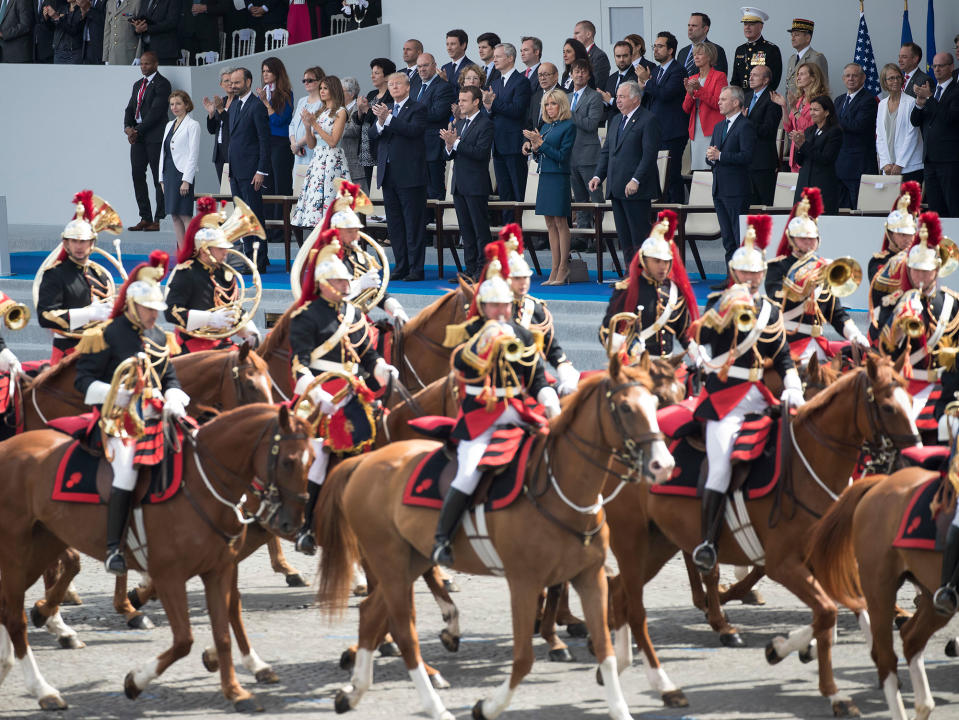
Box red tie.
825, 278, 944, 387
135, 78, 147, 120
525, 68, 531, 78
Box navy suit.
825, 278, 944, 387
488, 68, 532, 217
79, 0, 104, 64
642, 59, 689, 202
707, 114, 757, 261
603, 67, 637, 124
834, 90, 878, 209
448, 112, 494, 276
593, 107, 662, 263
33, 0, 53, 62
440, 56, 473, 86
411, 75, 457, 200
124, 72, 171, 224
744, 88, 781, 205
136, 0, 179, 65
910, 80, 959, 217
0, 0, 34, 63
227, 94, 271, 270
369, 98, 429, 278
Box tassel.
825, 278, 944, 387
75, 323, 107, 354
166, 331, 181, 356
443, 321, 471, 348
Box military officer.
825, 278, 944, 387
731, 7, 783, 91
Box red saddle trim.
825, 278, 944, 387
48, 412, 97, 436
902, 446, 950, 465
657, 398, 697, 438
893, 476, 941, 551
408, 415, 457, 441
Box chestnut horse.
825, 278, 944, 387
315, 356, 674, 720
807, 443, 958, 720
0, 404, 312, 712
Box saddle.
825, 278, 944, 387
893, 446, 955, 552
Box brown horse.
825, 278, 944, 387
0, 404, 312, 712
598, 355, 919, 716
806, 447, 958, 720
315, 355, 674, 720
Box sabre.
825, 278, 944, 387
389, 376, 425, 417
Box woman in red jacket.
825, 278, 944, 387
681, 43, 728, 171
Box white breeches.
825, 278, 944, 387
107, 436, 138, 491
704, 386, 770, 494
450, 405, 525, 495
909, 383, 935, 424
307, 438, 329, 487
797, 339, 827, 364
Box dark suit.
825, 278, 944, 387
245, 0, 287, 52
227, 93, 271, 269
79, 0, 104, 64
743, 88, 780, 205
369, 98, 428, 278
488, 68, 532, 215
910, 80, 959, 217
834, 90, 878, 208
903, 68, 930, 98
707, 114, 757, 260
677, 40, 728, 76
440, 55, 472, 86
124, 71, 171, 223
32, 0, 53, 62
178, 0, 223, 57
49, 0, 82, 62
593, 107, 662, 263
447, 112, 494, 276
481, 61, 500, 88
411, 75, 456, 200
520, 63, 540, 92
526, 82, 558, 130
587, 44, 610, 91
642, 59, 688, 202
568, 86, 605, 226
794, 124, 842, 213
135, 0, 178, 64
0, 0, 33, 62
603, 67, 637, 123
206, 97, 232, 184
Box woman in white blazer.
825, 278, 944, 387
159, 90, 201, 250
876, 63, 924, 184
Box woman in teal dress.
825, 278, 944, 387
523, 89, 576, 284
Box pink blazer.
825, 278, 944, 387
681, 69, 727, 140
782, 97, 814, 172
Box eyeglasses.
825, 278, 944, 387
302, 77, 318, 83
538, 71, 557, 77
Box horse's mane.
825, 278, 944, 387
23, 352, 81, 391
796, 356, 902, 421
257, 305, 295, 357
401, 286, 466, 337
550, 363, 653, 436
194, 402, 282, 439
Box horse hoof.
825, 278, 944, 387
439, 629, 460, 653
831, 699, 860, 717
443, 578, 460, 593
548, 647, 574, 662
765, 640, 784, 665
946, 639, 959, 657
58, 635, 85, 650
741, 589, 766, 606
595, 667, 603, 686
124, 671, 141, 700
377, 641, 400, 657
30, 605, 46, 629
798, 645, 815, 664
38, 694, 67, 711
202, 647, 219, 672
565, 622, 588, 638
127, 588, 144, 610
62, 590, 83, 606
720, 631, 744, 648
662, 689, 689, 708
429, 671, 451, 690
285, 573, 307, 588
334, 690, 352, 714
127, 614, 154, 630
255, 668, 280, 684
339, 648, 356, 671
471, 700, 488, 720
233, 696, 263, 713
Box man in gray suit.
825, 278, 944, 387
102, 0, 138, 64
784, 18, 828, 98
567, 58, 604, 230
0, 0, 34, 63
899, 42, 929, 98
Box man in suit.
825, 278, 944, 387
131, 0, 178, 66
911, 53, 959, 217
637, 31, 687, 203
47, 0, 83, 63
677, 12, 728, 77
744, 65, 780, 206
476, 31, 500, 87
244, 0, 286, 53
32, 0, 53, 62
123, 50, 170, 231
731, 7, 782, 92
226, 67, 271, 271
834, 63, 878, 209
179, 0, 222, 61
441, 86, 494, 281
369, 72, 429, 280
706, 85, 757, 274
568, 59, 604, 229
899, 42, 928, 98
440, 28, 471, 86
526, 61, 558, 130
412, 52, 456, 200
400, 38, 422, 81
519, 35, 542, 92
0, 0, 33, 62
589, 81, 662, 265
102, 0, 138, 64
79, 0, 104, 64
784, 18, 828, 98
483, 42, 531, 219
574, 19, 609, 90
599, 40, 637, 123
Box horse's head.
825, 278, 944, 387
647, 353, 686, 406
234, 342, 273, 405
803, 354, 840, 400
861, 352, 921, 449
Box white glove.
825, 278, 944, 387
0, 347, 22, 377
684, 340, 703, 369
69, 302, 112, 330
236, 320, 261, 347
293, 372, 335, 413
384, 297, 410, 325
187, 307, 235, 331
537, 386, 562, 419
843, 320, 870, 350
115, 387, 134, 408
163, 387, 190, 419
356, 269, 381, 291
373, 358, 399, 386
781, 368, 805, 408
940, 413, 959, 443
84, 380, 111, 405
555, 362, 580, 397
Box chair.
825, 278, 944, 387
329, 13, 349, 34
597, 126, 607, 145
265, 28, 288, 51
773, 171, 798, 208
857, 174, 902, 212
232, 29, 255, 58
679, 171, 722, 280
656, 150, 669, 200
177, 49, 190, 66
195, 50, 219, 66
219, 31, 227, 59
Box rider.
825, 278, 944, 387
868, 180, 920, 282
935, 407, 959, 616
765, 188, 870, 364
165, 197, 260, 352
74, 250, 191, 575
289, 236, 400, 554
37, 191, 116, 364
432, 242, 561, 566
688, 215, 804, 573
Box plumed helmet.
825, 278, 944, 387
329, 207, 363, 229
640, 209, 677, 262
730, 215, 772, 273
500, 224, 531, 278
477, 266, 513, 305
884, 182, 921, 237
113, 250, 169, 317
180, 198, 231, 266
313, 239, 353, 284
777, 187, 823, 256
907, 212, 943, 272
61, 190, 98, 241
319, 178, 373, 232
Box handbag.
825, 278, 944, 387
567, 253, 589, 283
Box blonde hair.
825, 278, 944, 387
168, 90, 194, 113
541, 88, 572, 122
796, 61, 829, 101
458, 63, 486, 88
691, 42, 717, 67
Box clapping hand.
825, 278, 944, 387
300, 107, 313, 124
914, 80, 933, 102
132, 19, 148, 33
635, 64, 651, 83
769, 90, 786, 107
372, 101, 390, 122
249, 5, 265, 16
439, 122, 458, 150
790, 131, 805, 148
482, 88, 495, 109
255, 86, 268, 104
356, 96, 369, 114
522, 128, 542, 150
450, 101, 461, 120
437, 68, 448, 82
597, 89, 612, 104
684, 77, 700, 93
202, 96, 216, 115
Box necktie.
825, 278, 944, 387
620, 113, 628, 134
684, 49, 695, 74
135, 78, 147, 120
935, 85, 943, 101
747, 93, 758, 115
1, 0, 11, 21
525, 67, 531, 78
571, 91, 580, 111
460, 118, 470, 137
615, 72, 625, 90
904, 73, 911, 85
416, 83, 426, 101
721, 119, 729, 142
392, 103, 400, 117
657, 66, 665, 83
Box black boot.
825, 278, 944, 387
934, 525, 959, 616
295, 482, 322, 555
692, 489, 726, 573
104, 488, 133, 576
431, 488, 471, 567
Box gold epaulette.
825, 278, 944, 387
872, 251, 889, 259
75, 322, 108, 354
936, 338, 957, 372
174, 259, 194, 271
166, 331, 181, 356
444, 320, 472, 348
613, 278, 629, 290
530, 329, 545, 355
291, 301, 311, 318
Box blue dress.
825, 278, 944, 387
533, 119, 576, 217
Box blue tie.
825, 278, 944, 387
620, 113, 628, 134
416, 83, 426, 102
748, 93, 759, 115
720, 119, 729, 142
571, 91, 580, 111
935, 85, 943, 101
392, 103, 400, 117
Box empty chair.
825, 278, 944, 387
219, 31, 227, 59
857, 174, 902, 212
232, 29, 255, 58
682, 170, 722, 280
265, 28, 288, 51
772, 171, 799, 208
195, 50, 219, 66
178, 49, 190, 66
330, 13, 349, 34
657, 150, 669, 201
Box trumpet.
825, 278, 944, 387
492, 333, 523, 363
0, 293, 30, 330
735, 305, 757, 333
892, 290, 926, 340
100, 354, 147, 441
823, 257, 863, 298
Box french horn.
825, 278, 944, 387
293, 372, 355, 433
601, 311, 640, 358
0, 292, 30, 331
100, 354, 147, 441
939, 236, 958, 278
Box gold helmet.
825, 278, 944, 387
907, 212, 944, 273
320, 178, 373, 232
330, 207, 363, 229
884, 180, 921, 237
500, 224, 532, 278
729, 215, 771, 274
640, 210, 677, 262
313, 239, 352, 284
62, 190, 122, 242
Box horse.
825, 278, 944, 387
597, 354, 919, 716
315, 354, 674, 720
806, 445, 958, 720
0, 404, 312, 712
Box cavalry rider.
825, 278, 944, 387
935, 411, 959, 616
501, 224, 580, 395
868, 181, 920, 281
165, 197, 260, 352
37, 191, 116, 364
0, 332, 23, 380
74, 251, 190, 575
601, 209, 698, 360
688, 215, 804, 573
289, 237, 400, 554
765, 188, 870, 364
432, 243, 561, 566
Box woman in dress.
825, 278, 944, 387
561, 38, 593, 90
680, 42, 726, 171
793, 95, 842, 213
357, 57, 395, 189
291, 75, 350, 232
523, 88, 576, 284
875, 63, 924, 185
159, 90, 200, 252
340, 76, 367, 193
288, 66, 325, 245
772, 61, 828, 172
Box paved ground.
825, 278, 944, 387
2, 540, 959, 720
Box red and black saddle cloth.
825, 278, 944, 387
402, 421, 540, 512
893, 446, 955, 551
909, 380, 942, 434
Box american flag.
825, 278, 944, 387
853, 11, 881, 96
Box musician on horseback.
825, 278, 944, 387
688, 215, 804, 573
765, 188, 869, 364
289, 238, 399, 554
0, 333, 22, 378
432, 243, 561, 566
934, 409, 959, 616
868, 181, 921, 282
73, 251, 190, 576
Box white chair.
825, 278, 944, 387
682, 171, 722, 279
177, 49, 190, 66
330, 13, 349, 34
773, 172, 799, 208
597, 126, 607, 145
265, 28, 288, 51
857, 174, 902, 212
219, 31, 227, 59
232, 29, 255, 58
656, 149, 669, 199
195, 50, 219, 66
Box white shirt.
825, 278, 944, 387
449, 109, 481, 153
796, 45, 810, 60
524, 61, 540, 79
379, 95, 408, 129
134, 71, 157, 123
845, 87, 863, 104
500, 66, 516, 85
935, 77, 954, 96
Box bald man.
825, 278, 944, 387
411, 52, 457, 200
911, 52, 959, 216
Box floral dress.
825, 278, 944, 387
291, 108, 351, 228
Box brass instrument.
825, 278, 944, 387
892, 290, 926, 339
100, 354, 147, 441
940, 236, 958, 278
293, 372, 355, 433
823, 257, 863, 298
735, 305, 757, 333
0, 292, 30, 331
492, 333, 523, 363
602, 311, 640, 358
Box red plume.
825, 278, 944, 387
177, 200, 220, 265
319, 179, 365, 232
918, 211, 942, 249
111, 250, 169, 318
196, 196, 217, 214
296, 229, 344, 308
498, 223, 524, 247
71, 190, 94, 222
895, 181, 922, 215
467, 240, 510, 319
748, 215, 773, 251
803, 187, 824, 220
656, 209, 678, 242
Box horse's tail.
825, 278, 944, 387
315, 454, 364, 617
805, 476, 883, 610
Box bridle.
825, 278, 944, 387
399, 290, 466, 390
219, 348, 268, 408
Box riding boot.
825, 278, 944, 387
104, 488, 133, 576
295, 482, 322, 555
692, 489, 726, 573
431, 488, 471, 567
934, 525, 959, 616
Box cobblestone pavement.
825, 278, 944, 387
2, 541, 958, 719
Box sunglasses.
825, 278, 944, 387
302, 77, 318, 83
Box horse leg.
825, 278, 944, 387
717, 566, 766, 606
682, 551, 708, 612
31, 548, 84, 649
898, 594, 950, 720
701, 564, 744, 647
554, 581, 587, 637
421, 567, 461, 655
114, 573, 155, 630
265, 535, 306, 587
539, 584, 573, 662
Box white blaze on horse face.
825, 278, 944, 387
894, 386, 921, 440
637, 390, 674, 483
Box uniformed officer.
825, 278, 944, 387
731, 7, 783, 91
868, 180, 921, 281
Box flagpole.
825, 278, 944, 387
860, 1, 864, 13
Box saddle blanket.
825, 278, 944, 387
892, 446, 954, 551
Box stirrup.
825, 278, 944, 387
431, 540, 454, 568
294, 529, 316, 555
692, 542, 717, 573
104, 548, 127, 576
933, 585, 959, 617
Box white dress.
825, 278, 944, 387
291, 108, 351, 228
